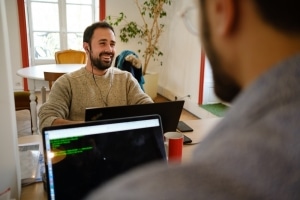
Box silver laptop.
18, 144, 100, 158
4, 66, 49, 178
42, 114, 166, 200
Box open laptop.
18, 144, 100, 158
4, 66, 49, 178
85, 100, 185, 133
42, 114, 166, 200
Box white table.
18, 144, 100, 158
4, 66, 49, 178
180, 118, 221, 162
17, 64, 85, 134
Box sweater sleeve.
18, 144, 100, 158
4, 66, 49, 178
125, 72, 153, 105
38, 75, 72, 132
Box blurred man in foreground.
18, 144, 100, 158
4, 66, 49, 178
87, 0, 300, 199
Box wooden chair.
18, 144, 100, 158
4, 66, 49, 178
55, 49, 86, 64
42, 72, 65, 103
14, 91, 38, 133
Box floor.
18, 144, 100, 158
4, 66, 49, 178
16, 92, 199, 137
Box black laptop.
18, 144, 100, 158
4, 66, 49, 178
85, 100, 185, 133
42, 114, 166, 200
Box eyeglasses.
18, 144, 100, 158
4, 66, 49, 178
180, 6, 199, 35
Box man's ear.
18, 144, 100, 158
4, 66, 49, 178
83, 42, 90, 53
214, 0, 238, 36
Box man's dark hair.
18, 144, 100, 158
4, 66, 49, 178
83, 21, 115, 43
252, 0, 300, 34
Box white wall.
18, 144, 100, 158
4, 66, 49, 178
7, 0, 24, 91
203, 57, 220, 104
106, 1, 143, 57
0, 0, 21, 199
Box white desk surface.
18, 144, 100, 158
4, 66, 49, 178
180, 118, 221, 162
20, 118, 221, 200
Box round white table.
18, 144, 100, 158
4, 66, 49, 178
17, 64, 85, 134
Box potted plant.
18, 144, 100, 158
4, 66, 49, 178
106, 0, 171, 98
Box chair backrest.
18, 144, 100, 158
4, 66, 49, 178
14, 91, 38, 133
55, 49, 86, 64
44, 72, 66, 90
14, 91, 37, 111
115, 50, 144, 91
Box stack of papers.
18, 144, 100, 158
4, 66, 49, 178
19, 142, 44, 186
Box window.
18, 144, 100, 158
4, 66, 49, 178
25, 0, 99, 65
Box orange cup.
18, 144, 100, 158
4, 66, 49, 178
164, 132, 183, 163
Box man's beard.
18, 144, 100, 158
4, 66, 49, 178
90, 51, 114, 71
200, 4, 241, 103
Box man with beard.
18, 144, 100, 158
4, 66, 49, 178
86, 0, 300, 199
38, 22, 153, 132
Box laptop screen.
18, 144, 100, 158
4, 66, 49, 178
85, 101, 185, 133
42, 115, 166, 200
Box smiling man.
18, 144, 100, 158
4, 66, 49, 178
86, 0, 300, 199
38, 21, 153, 132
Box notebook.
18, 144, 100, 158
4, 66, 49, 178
85, 100, 185, 133
42, 114, 166, 200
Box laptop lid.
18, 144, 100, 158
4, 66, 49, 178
85, 101, 185, 133
42, 114, 166, 200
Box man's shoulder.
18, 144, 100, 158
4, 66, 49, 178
111, 67, 134, 80
111, 67, 130, 75
62, 67, 87, 80
69, 67, 86, 76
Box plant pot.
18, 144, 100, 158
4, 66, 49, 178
143, 73, 159, 99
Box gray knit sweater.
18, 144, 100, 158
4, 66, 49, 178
38, 67, 153, 132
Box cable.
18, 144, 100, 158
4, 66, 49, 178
175, 95, 191, 101
92, 67, 113, 107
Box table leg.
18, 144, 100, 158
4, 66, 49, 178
27, 79, 38, 134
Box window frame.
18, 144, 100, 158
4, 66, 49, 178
25, 0, 99, 65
